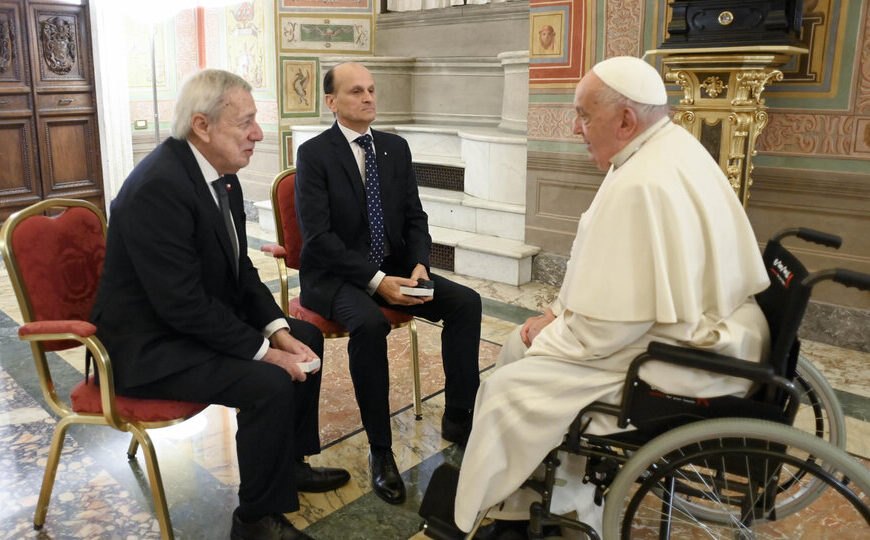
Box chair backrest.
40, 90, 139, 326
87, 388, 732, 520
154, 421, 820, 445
754, 239, 813, 381
0, 199, 106, 351
270, 167, 302, 271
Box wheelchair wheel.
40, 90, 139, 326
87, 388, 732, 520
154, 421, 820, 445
657, 355, 847, 524
793, 355, 846, 449
602, 418, 870, 539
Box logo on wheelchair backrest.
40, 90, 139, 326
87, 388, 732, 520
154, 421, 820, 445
771, 258, 794, 287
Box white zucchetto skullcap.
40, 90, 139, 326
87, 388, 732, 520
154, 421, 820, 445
591, 56, 668, 105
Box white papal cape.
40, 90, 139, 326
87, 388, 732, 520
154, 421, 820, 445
454, 118, 771, 532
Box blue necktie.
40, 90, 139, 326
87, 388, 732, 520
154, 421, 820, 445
355, 134, 385, 267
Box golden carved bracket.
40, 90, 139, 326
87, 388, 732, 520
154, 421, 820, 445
648, 45, 807, 207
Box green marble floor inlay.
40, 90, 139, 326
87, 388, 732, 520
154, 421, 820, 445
303, 446, 464, 538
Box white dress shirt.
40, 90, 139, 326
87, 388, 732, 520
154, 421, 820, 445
335, 122, 387, 295
188, 141, 289, 360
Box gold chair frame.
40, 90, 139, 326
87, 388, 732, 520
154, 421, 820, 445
267, 168, 423, 419
0, 198, 201, 540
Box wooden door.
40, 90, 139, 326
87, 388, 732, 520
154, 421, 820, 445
0, 1, 41, 215
27, 0, 102, 208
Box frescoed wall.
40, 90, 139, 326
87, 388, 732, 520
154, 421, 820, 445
126, 2, 277, 135
526, 0, 870, 311
275, 0, 377, 168
126, 2, 279, 202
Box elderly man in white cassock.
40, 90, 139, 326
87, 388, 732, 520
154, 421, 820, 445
451, 56, 771, 534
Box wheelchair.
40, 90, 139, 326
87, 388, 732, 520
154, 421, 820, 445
428, 228, 870, 539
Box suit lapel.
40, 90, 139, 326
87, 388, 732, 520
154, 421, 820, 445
328, 123, 366, 209
169, 138, 239, 280
371, 129, 394, 214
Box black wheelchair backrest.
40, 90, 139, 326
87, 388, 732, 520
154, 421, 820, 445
755, 240, 812, 380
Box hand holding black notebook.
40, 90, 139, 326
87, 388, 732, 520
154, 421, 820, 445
401, 279, 435, 297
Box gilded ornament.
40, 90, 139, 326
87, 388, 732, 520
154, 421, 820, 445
665, 70, 694, 105
699, 76, 727, 98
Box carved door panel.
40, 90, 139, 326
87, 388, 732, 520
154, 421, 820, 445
0, 118, 41, 214
0, 1, 30, 89
26, 2, 90, 91
36, 114, 100, 201
0, 0, 102, 219
0, 2, 40, 219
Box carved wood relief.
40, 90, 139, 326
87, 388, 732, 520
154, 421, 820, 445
0, 0, 102, 220
0, 15, 12, 73
39, 15, 76, 75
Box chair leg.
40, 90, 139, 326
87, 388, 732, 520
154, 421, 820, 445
127, 434, 139, 460
33, 417, 73, 529
129, 425, 174, 540
409, 318, 422, 420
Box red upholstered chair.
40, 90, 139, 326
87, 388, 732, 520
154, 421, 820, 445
0, 199, 206, 540
261, 168, 423, 419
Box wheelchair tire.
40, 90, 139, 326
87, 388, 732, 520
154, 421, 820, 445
651, 355, 847, 524
602, 418, 870, 539
793, 354, 846, 449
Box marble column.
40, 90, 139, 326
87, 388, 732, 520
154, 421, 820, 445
497, 50, 529, 133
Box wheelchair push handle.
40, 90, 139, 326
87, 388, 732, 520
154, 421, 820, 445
772, 227, 842, 248
803, 268, 870, 291
834, 269, 870, 291
798, 228, 842, 248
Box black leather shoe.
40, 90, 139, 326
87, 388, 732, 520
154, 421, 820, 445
441, 414, 472, 447
295, 461, 350, 492
230, 508, 313, 540
369, 447, 406, 504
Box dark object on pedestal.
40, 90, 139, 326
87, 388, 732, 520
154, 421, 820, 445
661, 0, 805, 48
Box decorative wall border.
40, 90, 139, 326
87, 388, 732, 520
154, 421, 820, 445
278, 0, 372, 14
281, 130, 293, 169
604, 0, 644, 58
277, 13, 374, 55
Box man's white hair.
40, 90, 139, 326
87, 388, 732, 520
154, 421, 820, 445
171, 69, 252, 140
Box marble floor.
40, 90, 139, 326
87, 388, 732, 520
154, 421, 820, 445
1, 221, 869, 539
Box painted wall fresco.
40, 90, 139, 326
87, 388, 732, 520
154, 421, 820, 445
125, 21, 170, 94
126, 3, 278, 132
226, 1, 270, 91
280, 56, 319, 118
527, 0, 870, 169
529, 0, 593, 88
278, 15, 373, 54
275, 1, 377, 167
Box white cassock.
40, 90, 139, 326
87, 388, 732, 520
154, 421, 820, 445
453, 118, 772, 532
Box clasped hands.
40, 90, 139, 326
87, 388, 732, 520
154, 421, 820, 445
376, 263, 433, 306
262, 328, 320, 381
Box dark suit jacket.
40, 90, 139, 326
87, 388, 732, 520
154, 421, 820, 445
295, 122, 431, 318
91, 137, 284, 389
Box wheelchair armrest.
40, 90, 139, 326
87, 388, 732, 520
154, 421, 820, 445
636, 341, 777, 384
616, 341, 800, 428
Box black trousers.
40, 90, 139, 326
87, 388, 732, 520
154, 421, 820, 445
117, 318, 324, 515
330, 272, 481, 448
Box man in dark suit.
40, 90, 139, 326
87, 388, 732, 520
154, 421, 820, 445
295, 62, 482, 504
91, 69, 349, 540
